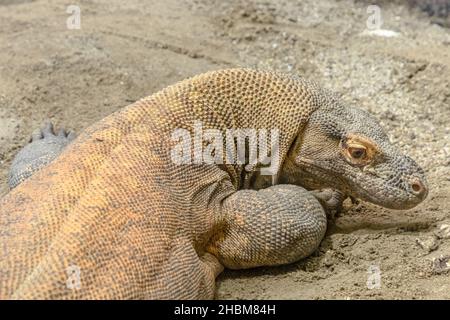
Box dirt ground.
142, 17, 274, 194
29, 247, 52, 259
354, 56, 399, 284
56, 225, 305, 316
0, 0, 449, 299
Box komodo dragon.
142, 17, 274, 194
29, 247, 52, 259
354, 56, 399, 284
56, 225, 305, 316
0, 68, 427, 299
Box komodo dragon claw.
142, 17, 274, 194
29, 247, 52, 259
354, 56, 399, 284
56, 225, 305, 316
8, 120, 76, 189
310, 189, 347, 220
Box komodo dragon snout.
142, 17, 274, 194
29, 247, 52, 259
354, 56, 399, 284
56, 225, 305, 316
287, 102, 428, 210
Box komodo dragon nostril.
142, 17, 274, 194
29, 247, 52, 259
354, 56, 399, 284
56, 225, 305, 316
411, 180, 426, 198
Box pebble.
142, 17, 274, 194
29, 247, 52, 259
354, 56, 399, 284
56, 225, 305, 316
323, 250, 335, 267
435, 224, 450, 239
431, 255, 450, 274
416, 236, 439, 252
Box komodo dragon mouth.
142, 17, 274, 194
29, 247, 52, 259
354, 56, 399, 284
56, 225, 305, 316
296, 156, 427, 210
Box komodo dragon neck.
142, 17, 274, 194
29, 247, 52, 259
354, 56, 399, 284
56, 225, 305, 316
144, 68, 326, 190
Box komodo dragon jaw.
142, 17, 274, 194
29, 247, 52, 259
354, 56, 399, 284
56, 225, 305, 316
288, 102, 428, 210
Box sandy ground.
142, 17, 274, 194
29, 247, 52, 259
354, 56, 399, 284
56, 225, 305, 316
0, 0, 449, 299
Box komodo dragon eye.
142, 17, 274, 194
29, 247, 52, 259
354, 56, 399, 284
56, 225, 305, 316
340, 134, 379, 166
349, 147, 366, 159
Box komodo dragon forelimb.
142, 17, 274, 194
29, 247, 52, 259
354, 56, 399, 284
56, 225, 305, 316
210, 185, 327, 269
0, 68, 428, 299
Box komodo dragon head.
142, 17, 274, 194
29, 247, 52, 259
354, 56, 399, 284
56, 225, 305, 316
286, 96, 428, 210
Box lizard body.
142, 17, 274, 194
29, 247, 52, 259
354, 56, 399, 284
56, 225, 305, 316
0, 68, 427, 299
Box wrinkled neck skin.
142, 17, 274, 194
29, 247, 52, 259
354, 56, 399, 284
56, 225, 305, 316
247, 133, 334, 192
278, 153, 329, 191
277, 130, 344, 194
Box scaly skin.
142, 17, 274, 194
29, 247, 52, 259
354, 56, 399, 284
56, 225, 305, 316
0, 68, 427, 299
8, 121, 75, 189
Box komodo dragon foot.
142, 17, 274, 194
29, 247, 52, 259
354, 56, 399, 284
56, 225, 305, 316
310, 189, 347, 220
8, 121, 75, 189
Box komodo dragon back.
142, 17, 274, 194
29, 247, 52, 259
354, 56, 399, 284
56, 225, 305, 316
0, 69, 325, 299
